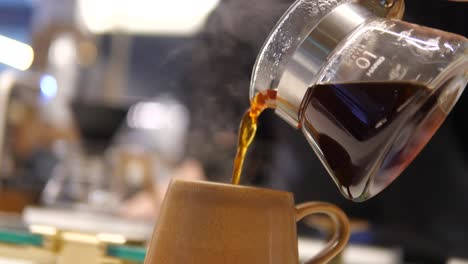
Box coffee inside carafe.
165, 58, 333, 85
301, 81, 450, 200
232, 80, 457, 201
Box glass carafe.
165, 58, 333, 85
250, 0, 468, 201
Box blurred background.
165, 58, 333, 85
0, 0, 466, 263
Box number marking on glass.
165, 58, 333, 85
354, 50, 386, 77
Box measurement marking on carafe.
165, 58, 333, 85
389, 64, 408, 80
443, 42, 455, 52
385, 23, 396, 30
397, 29, 414, 41
366, 56, 386, 77
355, 51, 381, 71
380, 24, 396, 35
363, 51, 377, 59
375, 118, 388, 129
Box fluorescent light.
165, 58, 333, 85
0, 35, 34, 70
77, 0, 220, 35
61, 232, 99, 244
96, 233, 127, 244
29, 224, 58, 236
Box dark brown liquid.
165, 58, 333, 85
231, 90, 276, 185
232, 80, 457, 200
301, 81, 450, 201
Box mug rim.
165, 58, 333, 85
169, 179, 294, 200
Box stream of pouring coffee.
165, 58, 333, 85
231, 90, 276, 185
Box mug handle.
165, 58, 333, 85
295, 202, 350, 264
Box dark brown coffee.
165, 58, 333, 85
232, 81, 449, 201
301, 81, 447, 200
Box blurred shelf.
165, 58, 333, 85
23, 207, 154, 242
107, 245, 146, 263
0, 229, 42, 247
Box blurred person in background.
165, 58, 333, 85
185, 0, 468, 260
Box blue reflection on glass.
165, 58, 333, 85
40, 75, 57, 100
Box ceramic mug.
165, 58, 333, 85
144, 180, 350, 264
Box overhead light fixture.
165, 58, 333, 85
0, 35, 34, 71
77, 0, 220, 35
